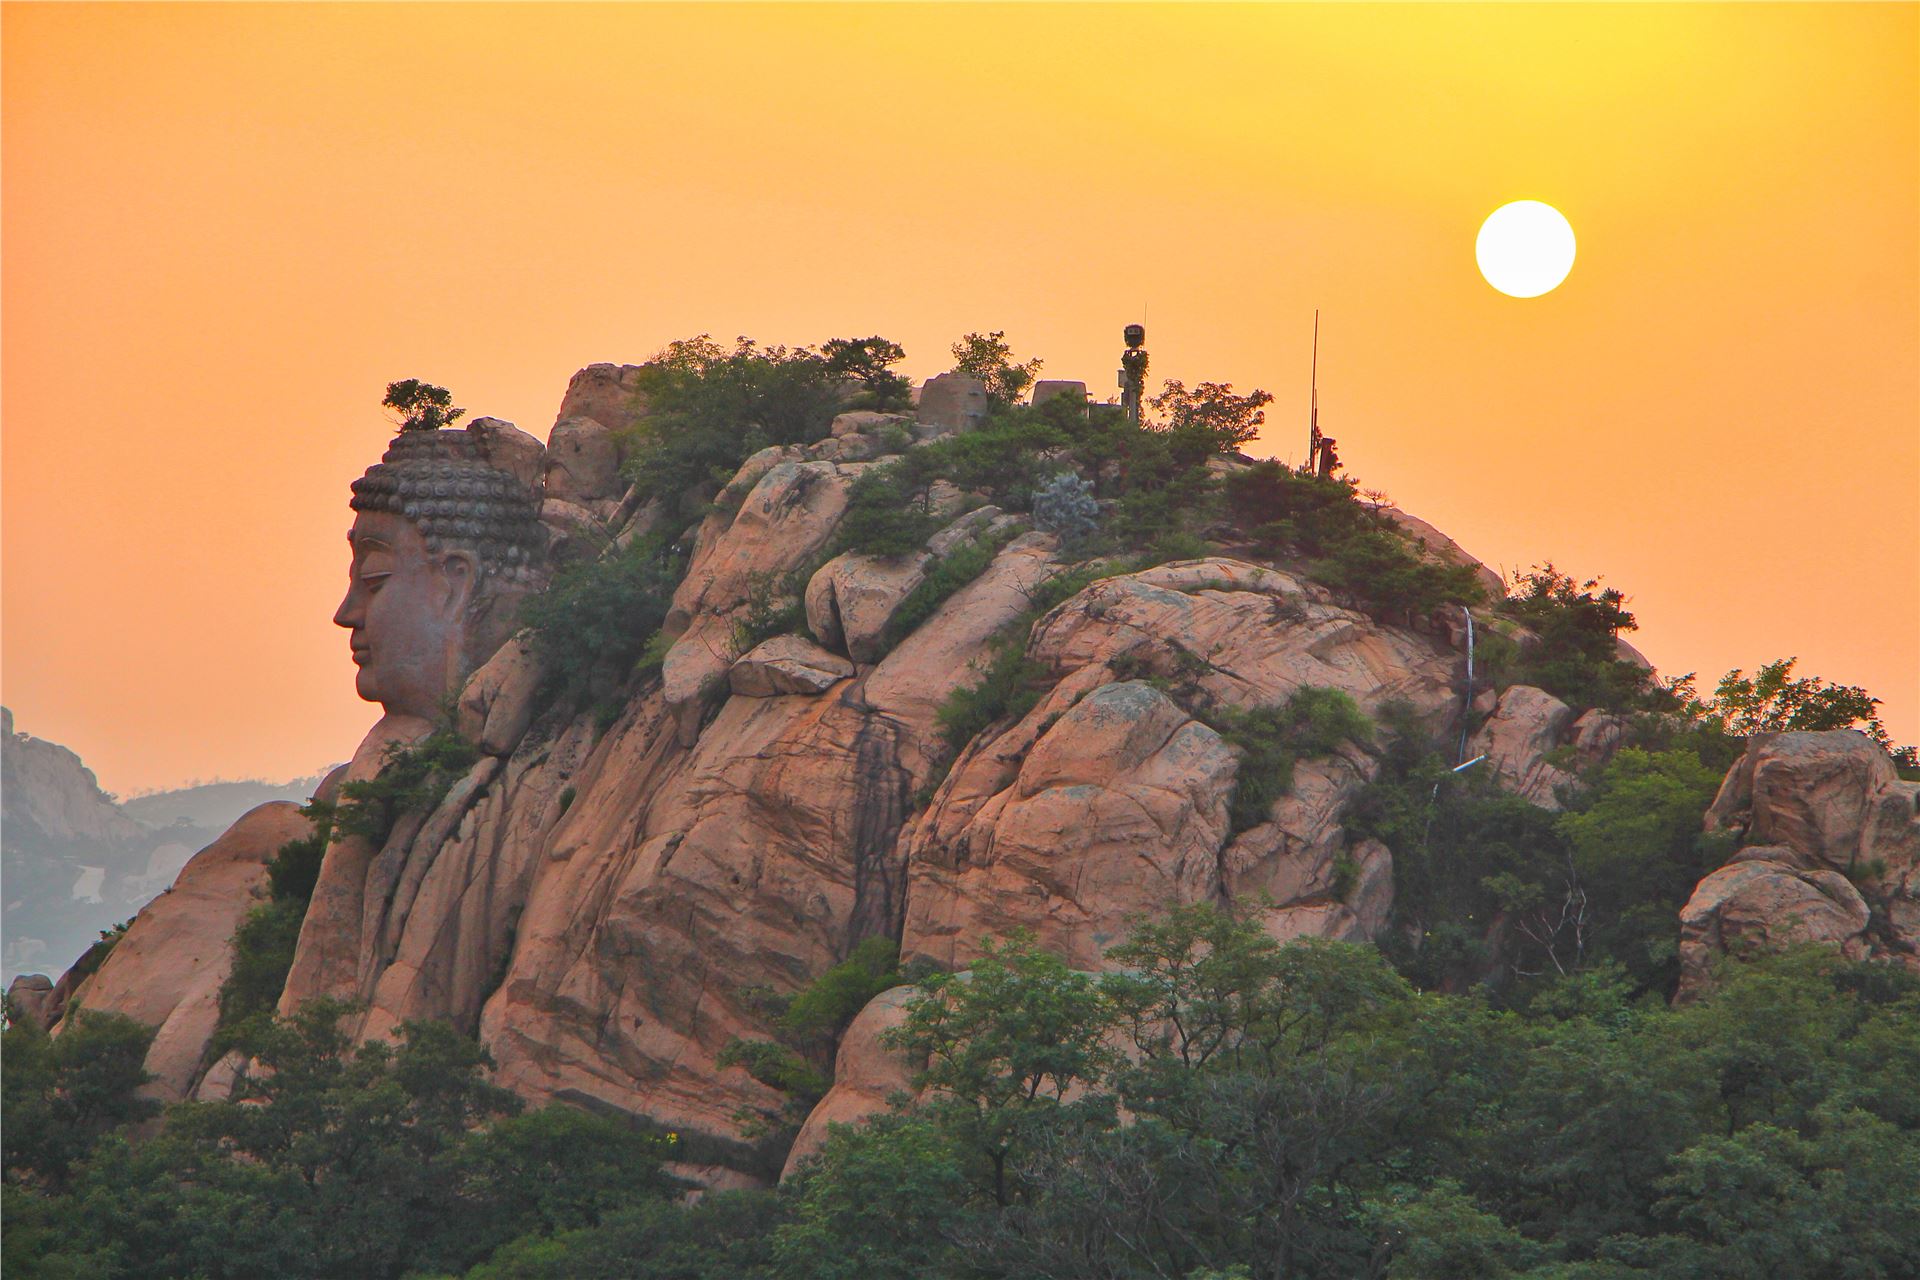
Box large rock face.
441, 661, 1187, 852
53, 373, 1682, 1185
898, 558, 1458, 975
1025, 559, 1459, 719
1377, 506, 1505, 600
859, 531, 1058, 757
41, 356, 1917, 1199
556, 363, 646, 433
415, 522, 1463, 1177
58, 803, 314, 1098
544, 417, 623, 503
903, 679, 1236, 970
1677, 846, 1872, 999
914, 373, 990, 437
480, 687, 917, 1152
1678, 731, 1919, 999
1467, 685, 1576, 808
278, 714, 438, 1015
782, 984, 917, 1177
660, 456, 866, 742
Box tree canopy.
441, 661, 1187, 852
949, 331, 1044, 404
13, 914, 1915, 1280
383, 378, 465, 432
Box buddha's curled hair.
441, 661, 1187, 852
350, 429, 546, 587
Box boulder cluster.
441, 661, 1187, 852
1678, 731, 1919, 1000
17, 364, 1914, 1189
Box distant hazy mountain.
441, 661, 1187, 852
1, 706, 330, 983
1, 707, 148, 849
119, 777, 332, 830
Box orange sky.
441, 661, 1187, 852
4, 2, 1915, 794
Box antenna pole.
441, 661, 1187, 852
1307, 310, 1321, 472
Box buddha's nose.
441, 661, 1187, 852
333, 587, 362, 629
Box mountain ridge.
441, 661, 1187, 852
2, 705, 329, 983
17, 353, 1915, 1195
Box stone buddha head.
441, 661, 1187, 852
336, 429, 547, 720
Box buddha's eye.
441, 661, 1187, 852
360, 571, 392, 590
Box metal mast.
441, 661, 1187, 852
1306, 310, 1321, 473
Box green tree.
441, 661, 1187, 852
47, 1001, 675, 1280
821, 335, 912, 410
1223, 460, 1379, 557
425, 1105, 678, 1273
212, 898, 307, 1052
950, 330, 1044, 404
1148, 379, 1274, 458
1099, 907, 1420, 1087
1662, 949, 1918, 1136
620, 336, 846, 511
1, 1179, 120, 1280
1348, 743, 1569, 992
467, 1190, 786, 1279
1094, 934, 1425, 1278
885, 932, 1119, 1206
331, 728, 481, 843
1312, 528, 1488, 619
1699, 657, 1895, 746
1350, 712, 1729, 998
519, 531, 687, 705
934, 631, 1051, 755
1494, 565, 1652, 713
2, 1009, 158, 1190
777, 937, 919, 1043
1100, 902, 1294, 1070
1219, 462, 1482, 618
776, 1113, 973, 1280
1554, 747, 1728, 991
211, 801, 336, 1052
1374, 1180, 1540, 1279
265, 801, 333, 903
836, 464, 951, 558
384, 378, 466, 432
718, 938, 922, 1147
1200, 687, 1374, 834
1467, 999, 1711, 1254
1647, 1105, 1920, 1280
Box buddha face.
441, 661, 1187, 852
334, 510, 478, 720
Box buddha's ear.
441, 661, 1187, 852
433, 549, 480, 621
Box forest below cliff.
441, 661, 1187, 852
5, 332, 1916, 1280
9, 923, 1918, 1279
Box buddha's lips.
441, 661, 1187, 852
350, 644, 370, 665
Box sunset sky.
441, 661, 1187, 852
4, 2, 1915, 795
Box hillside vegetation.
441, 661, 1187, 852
6, 332, 1914, 1280
8, 919, 1916, 1279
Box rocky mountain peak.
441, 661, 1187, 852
23, 358, 1914, 1192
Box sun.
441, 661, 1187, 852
1476, 201, 1576, 298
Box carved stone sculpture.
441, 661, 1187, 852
283, 428, 550, 1010
337, 428, 548, 722
43, 421, 554, 1098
